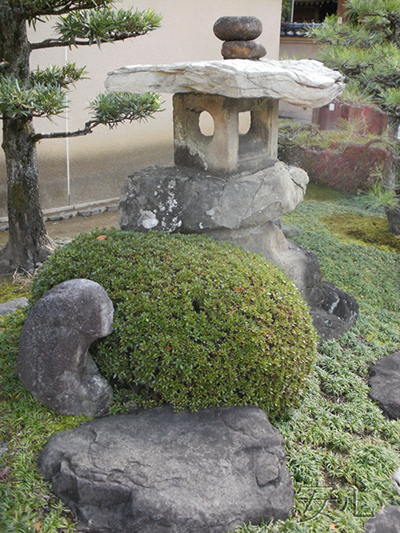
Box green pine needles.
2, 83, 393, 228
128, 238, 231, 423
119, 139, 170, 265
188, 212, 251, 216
309, 0, 400, 119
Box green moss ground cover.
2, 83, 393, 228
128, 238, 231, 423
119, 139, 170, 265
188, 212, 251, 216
1, 188, 400, 532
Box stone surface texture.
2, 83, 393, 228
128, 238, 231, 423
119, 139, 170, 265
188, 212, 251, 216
221, 41, 266, 60
173, 93, 278, 175
0, 296, 28, 315
119, 163, 307, 233
369, 352, 400, 419
364, 506, 400, 532
105, 59, 345, 108
392, 467, 400, 495
37, 405, 293, 533
18, 279, 114, 417
119, 165, 359, 341
213, 16, 263, 41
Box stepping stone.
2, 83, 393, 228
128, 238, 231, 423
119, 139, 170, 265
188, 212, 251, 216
38, 405, 294, 533
364, 505, 400, 532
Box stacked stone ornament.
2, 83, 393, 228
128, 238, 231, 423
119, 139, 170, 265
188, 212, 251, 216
213, 16, 266, 60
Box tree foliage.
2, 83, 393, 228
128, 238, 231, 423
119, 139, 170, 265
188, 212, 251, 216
0, 1, 161, 127
309, 0, 400, 120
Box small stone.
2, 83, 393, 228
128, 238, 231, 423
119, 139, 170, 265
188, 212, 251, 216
62, 211, 77, 220
0, 444, 8, 456
106, 204, 119, 212
213, 16, 262, 41
77, 209, 92, 217
91, 207, 106, 215
281, 224, 302, 238
0, 297, 28, 316
221, 41, 266, 60
53, 237, 73, 247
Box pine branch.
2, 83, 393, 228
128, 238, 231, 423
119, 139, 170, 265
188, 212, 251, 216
30, 63, 87, 88
30, 7, 162, 50
30, 92, 161, 141
30, 38, 93, 50
23, 0, 113, 20
0, 77, 67, 119
31, 120, 99, 141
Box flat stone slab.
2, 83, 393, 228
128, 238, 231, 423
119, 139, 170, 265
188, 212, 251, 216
105, 58, 345, 108
37, 405, 293, 533
119, 163, 308, 233
369, 352, 400, 419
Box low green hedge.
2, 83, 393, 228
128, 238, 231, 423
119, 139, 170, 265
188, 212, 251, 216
30, 229, 318, 418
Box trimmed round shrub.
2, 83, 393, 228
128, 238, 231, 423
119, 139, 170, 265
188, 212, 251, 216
31, 228, 318, 418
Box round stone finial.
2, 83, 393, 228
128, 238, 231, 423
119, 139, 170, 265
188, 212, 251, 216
221, 41, 266, 60
213, 16, 263, 42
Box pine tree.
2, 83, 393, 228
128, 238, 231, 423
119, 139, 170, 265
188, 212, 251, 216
310, 0, 400, 230
310, 0, 400, 125
0, 0, 161, 271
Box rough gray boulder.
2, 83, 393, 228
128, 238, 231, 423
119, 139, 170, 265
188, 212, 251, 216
369, 352, 400, 419
364, 506, 400, 532
37, 405, 294, 533
18, 279, 113, 417
119, 164, 308, 234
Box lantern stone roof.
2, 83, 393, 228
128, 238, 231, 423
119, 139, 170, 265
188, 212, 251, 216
105, 58, 345, 108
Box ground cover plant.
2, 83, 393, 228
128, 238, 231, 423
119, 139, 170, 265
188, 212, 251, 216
1, 188, 400, 532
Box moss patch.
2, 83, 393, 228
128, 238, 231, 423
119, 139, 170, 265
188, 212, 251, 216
0, 278, 31, 304
305, 182, 348, 203
322, 213, 400, 253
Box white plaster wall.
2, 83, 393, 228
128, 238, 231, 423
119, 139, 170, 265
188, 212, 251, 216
0, 0, 283, 215
279, 36, 319, 123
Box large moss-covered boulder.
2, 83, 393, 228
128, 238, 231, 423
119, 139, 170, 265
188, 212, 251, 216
31, 229, 318, 418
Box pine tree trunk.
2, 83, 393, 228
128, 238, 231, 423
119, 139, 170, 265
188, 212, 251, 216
0, 2, 54, 271
2, 117, 55, 271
